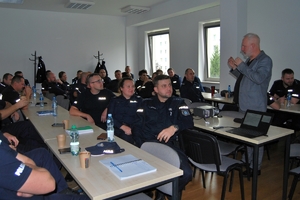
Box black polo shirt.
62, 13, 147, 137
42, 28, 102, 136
1, 86, 20, 105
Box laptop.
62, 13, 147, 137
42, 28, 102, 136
226, 109, 274, 138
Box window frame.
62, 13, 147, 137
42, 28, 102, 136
147, 30, 170, 74
203, 22, 220, 82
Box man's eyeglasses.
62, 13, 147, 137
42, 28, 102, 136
90, 79, 104, 84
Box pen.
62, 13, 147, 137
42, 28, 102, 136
110, 162, 122, 172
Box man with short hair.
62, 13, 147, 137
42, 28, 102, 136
70, 73, 115, 130
122, 66, 134, 79
42, 72, 67, 96
2, 75, 32, 107
0, 73, 13, 93
180, 68, 205, 102
70, 72, 90, 104
228, 33, 273, 176
107, 70, 122, 93
135, 69, 153, 98
269, 68, 300, 130
72, 70, 82, 85
167, 68, 182, 90
99, 69, 111, 88
132, 75, 193, 198
58, 71, 70, 87
14, 71, 30, 86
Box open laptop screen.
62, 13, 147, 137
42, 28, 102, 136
243, 112, 261, 127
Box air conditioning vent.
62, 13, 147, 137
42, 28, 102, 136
121, 5, 150, 14
65, 0, 95, 10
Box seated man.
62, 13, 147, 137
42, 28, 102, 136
0, 99, 48, 153
72, 70, 82, 85
135, 69, 153, 98
167, 68, 182, 90
42, 72, 67, 97
132, 75, 193, 198
70, 73, 115, 130
269, 68, 300, 130
70, 72, 90, 104
99, 69, 111, 88
58, 71, 70, 88
122, 66, 134, 79
15, 71, 30, 86
2, 75, 32, 107
180, 68, 205, 102
107, 70, 122, 93
0, 73, 13, 93
0, 132, 89, 199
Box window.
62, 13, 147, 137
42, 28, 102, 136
148, 30, 170, 74
203, 22, 220, 81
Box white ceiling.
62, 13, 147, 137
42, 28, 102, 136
0, 0, 169, 16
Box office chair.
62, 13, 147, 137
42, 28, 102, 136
288, 166, 300, 200
141, 142, 181, 197
181, 129, 245, 200
56, 95, 70, 110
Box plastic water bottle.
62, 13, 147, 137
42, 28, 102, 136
32, 86, 36, 99
287, 92, 292, 107
52, 96, 57, 116
70, 125, 79, 156
107, 114, 114, 142
39, 93, 44, 107
228, 85, 231, 98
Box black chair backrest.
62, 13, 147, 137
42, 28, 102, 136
181, 129, 222, 169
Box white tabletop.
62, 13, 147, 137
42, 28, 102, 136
46, 135, 183, 200
202, 92, 234, 104
193, 116, 293, 145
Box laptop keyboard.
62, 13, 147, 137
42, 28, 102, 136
226, 128, 266, 138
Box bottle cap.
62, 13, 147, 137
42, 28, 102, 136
108, 113, 112, 117
71, 125, 77, 129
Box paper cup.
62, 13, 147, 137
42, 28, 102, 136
63, 120, 69, 129
79, 151, 91, 168
56, 134, 66, 149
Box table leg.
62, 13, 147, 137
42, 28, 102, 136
282, 135, 291, 200
172, 177, 179, 200
252, 145, 259, 200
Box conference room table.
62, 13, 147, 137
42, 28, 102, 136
22, 98, 183, 200
202, 92, 234, 107
193, 116, 294, 200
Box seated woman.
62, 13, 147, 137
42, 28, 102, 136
108, 77, 142, 144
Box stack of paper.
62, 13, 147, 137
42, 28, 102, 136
99, 154, 157, 180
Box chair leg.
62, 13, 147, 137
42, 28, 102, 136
229, 170, 234, 192
290, 158, 295, 170
221, 171, 230, 200
193, 166, 197, 177
201, 170, 206, 188
288, 174, 299, 200
265, 145, 271, 160
238, 167, 245, 200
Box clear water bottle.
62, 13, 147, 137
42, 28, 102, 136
52, 96, 57, 116
32, 86, 36, 99
107, 114, 114, 142
228, 85, 231, 98
70, 125, 79, 156
287, 92, 292, 107
39, 93, 44, 107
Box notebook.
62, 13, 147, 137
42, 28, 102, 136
99, 154, 157, 180
226, 109, 274, 138
65, 126, 94, 134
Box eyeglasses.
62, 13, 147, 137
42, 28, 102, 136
90, 79, 104, 84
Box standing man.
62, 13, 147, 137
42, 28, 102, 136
180, 68, 205, 102
132, 75, 193, 198
167, 68, 182, 90
228, 33, 273, 175
69, 73, 115, 130
0, 73, 13, 93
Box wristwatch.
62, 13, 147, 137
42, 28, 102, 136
173, 125, 179, 131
